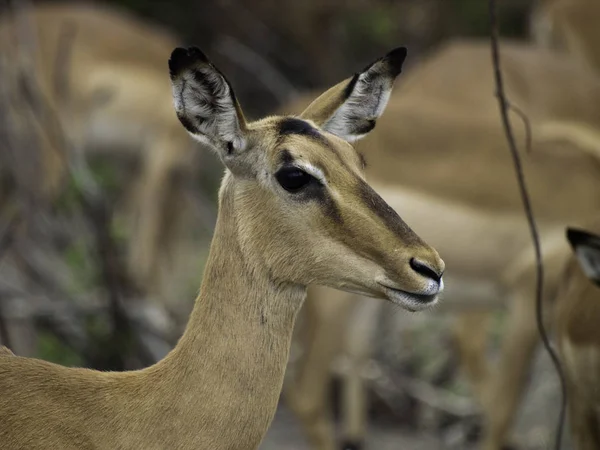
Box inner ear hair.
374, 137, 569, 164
169, 47, 247, 156
301, 47, 408, 143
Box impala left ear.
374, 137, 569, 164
300, 47, 407, 143
566, 227, 600, 285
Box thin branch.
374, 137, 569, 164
508, 102, 533, 154
488, 1, 567, 449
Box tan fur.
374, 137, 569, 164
0, 45, 445, 449
0, 346, 15, 357
531, 0, 600, 74
0, 2, 194, 295
554, 226, 600, 450
281, 40, 600, 450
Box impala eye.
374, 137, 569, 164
275, 167, 315, 193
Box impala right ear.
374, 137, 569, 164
300, 47, 407, 143
567, 227, 600, 286
169, 47, 248, 163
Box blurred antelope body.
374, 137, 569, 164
0, 2, 193, 296
0, 41, 448, 449
531, 0, 600, 73
282, 40, 600, 450
555, 226, 600, 450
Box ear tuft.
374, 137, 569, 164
168, 47, 210, 80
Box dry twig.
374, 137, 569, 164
488, 1, 567, 448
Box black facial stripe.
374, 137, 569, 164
317, 190, 343, 224
278, 166, 341, 224
277, 119, 351, 176
356, 178, 419, 244
278, 117, 324, 140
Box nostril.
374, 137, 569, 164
410, 258, 443, 283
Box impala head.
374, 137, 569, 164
567, 227, 600, 287
169, 46, 444, 311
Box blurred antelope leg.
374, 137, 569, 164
286, 286, 358, 450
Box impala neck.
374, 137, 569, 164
147, 176, 306, 448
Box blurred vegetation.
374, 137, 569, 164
31, 0, 535, 117
37, 329, 83, 366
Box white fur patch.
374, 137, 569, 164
295, 162, 327, 185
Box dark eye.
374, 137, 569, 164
275, 167, 314, 193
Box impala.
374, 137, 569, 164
281, 39, 600, 450
531, 0, 600, 74
554, 226, 600, 450
0, 44, 446, 449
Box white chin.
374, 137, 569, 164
385, 289, 439, 312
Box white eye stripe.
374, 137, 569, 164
294, 162, 327, 185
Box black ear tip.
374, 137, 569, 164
168, 46, 209, 78
566, 227, 600, 248
388, 46, 408, 58
385, 46, 408, 75
566, 227, 584, 248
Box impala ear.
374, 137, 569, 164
567, 227, 600, 285
300, 47, 407, 143
169, 47, 248, 162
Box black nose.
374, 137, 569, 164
410, 258, 443, 283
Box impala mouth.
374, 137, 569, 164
378, 283, 440, 312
